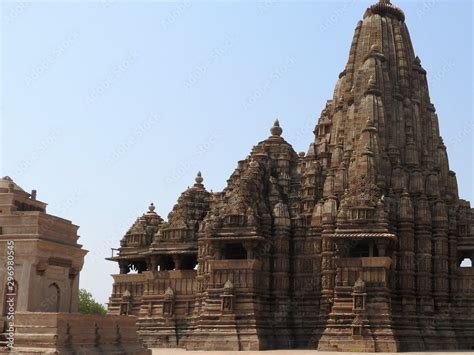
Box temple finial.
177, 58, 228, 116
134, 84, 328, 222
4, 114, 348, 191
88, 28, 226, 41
367, 0, 405, 21
195, 171, 204, 185
148, 202, 156, 212
270, 118, 283, 137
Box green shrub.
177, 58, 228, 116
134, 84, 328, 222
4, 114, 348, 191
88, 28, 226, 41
78, 289, 106, 315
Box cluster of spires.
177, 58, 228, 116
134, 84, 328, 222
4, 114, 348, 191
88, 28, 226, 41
148, 118, 285, 215
108, 1, 474, 351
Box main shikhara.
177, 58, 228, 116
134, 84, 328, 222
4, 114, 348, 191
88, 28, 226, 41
107, 1, 474, 352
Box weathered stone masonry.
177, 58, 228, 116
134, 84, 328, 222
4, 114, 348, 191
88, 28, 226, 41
107, 1, 474, 351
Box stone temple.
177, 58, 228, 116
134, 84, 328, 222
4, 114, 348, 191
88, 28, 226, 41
107, 0, 474, 352
0, 177, 148, 354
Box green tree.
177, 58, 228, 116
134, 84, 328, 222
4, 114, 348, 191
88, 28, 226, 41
78, 289, 107, 315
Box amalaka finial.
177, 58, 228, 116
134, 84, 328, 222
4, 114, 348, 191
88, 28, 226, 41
195, 171, 204, 185
270, 119, 283, 137
148, 202, 156, 212
367, 0, 405, 22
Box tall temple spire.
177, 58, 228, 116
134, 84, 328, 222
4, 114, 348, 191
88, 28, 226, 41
312, 0, 473, 351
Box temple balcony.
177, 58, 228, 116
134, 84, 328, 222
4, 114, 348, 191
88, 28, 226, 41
335, 257, 392, 288
121, 233, 151, 248
156, 227, 194, 242
332, 232, 397, 258
109, 270, 198, 317
108, 273, 147, 316
207, 259, 266, 290
142, 270, 197, 296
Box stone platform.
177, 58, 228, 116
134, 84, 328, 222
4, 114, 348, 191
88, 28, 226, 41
0, 312, 149, 354
152, 350, 473, 355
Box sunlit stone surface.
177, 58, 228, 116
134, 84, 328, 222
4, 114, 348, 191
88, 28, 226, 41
107, 1, 474, 352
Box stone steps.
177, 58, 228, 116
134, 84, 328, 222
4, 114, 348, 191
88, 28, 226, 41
13, 324, 59, 335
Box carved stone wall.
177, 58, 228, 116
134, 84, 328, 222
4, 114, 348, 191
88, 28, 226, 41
106, 1, 474, 352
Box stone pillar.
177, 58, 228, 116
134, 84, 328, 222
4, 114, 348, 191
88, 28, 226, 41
119, 261, 129, 274
321, 195, 338, 315
68, 268, 78, 313
431, 200, 456, 348
398, 192, 416, 306
447, 206, 459, 298
272, 221, 291, 348
172, 255, 182, 270
414, 195, 435, 346
149, 256, 159, 272
243, 242, 255, 260
432, 200, 449, 303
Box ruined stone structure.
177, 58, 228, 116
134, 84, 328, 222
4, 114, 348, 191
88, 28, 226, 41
107, 1, 474, 352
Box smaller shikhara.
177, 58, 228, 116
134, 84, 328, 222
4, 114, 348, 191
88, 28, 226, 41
107, 0, 474, 352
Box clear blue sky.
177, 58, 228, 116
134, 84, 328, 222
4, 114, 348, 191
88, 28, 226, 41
1, 0, 472, 304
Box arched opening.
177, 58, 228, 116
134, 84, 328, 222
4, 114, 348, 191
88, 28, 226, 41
45, 283, 60, 312
129, 260, 147, 274
460, 258, 473, 268
2, 281, 18, 316
223, 243, 247, 260
349, 241, 379, 258
181, 255, 198, 270
160, 256, 175, 271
